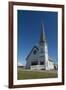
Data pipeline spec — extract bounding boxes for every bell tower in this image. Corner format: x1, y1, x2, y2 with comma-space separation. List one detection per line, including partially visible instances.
38, 22, 49, 70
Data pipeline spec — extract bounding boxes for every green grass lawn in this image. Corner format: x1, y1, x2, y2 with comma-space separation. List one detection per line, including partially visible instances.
17, 69, 58, 80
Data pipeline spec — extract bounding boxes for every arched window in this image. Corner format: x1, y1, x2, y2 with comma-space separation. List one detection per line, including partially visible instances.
33, 50, 37, 55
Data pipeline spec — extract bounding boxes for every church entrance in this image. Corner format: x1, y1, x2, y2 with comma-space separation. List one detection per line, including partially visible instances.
31, 61, 38, 66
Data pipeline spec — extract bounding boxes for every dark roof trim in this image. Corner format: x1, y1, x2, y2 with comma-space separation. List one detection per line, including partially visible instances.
26, 46, 39, 60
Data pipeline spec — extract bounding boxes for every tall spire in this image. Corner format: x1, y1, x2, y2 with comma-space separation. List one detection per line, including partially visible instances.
39, 22, 46, 44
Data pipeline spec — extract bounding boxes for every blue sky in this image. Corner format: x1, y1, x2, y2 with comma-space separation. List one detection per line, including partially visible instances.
17, 10, 58, 65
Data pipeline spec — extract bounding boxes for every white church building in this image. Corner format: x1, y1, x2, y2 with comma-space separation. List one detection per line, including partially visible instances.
26, 23, 54, 70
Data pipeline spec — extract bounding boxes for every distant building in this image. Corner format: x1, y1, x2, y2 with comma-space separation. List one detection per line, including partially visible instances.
26, 22, 55, 70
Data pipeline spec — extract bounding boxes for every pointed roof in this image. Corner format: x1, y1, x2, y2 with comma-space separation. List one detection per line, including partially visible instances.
26, 46, 39, 60
39, 22, 46, 43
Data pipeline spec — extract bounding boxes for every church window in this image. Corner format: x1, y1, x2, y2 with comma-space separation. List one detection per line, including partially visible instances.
33, 50, 37, 55
40, 61, 44, 65
31, 61, 38, 65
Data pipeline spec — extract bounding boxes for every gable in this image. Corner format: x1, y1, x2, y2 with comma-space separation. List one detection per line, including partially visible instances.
26, 46, 39, 60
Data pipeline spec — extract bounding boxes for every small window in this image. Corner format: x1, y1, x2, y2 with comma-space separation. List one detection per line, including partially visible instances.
33, 50, 37, 55
31, 61, 38, 65
40, 61, 44, 65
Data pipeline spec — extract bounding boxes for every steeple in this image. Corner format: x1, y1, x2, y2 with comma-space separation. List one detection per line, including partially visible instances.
39, 22, 46, 44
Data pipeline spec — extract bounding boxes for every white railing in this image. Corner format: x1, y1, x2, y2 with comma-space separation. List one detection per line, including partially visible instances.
30, 65, 45, 70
